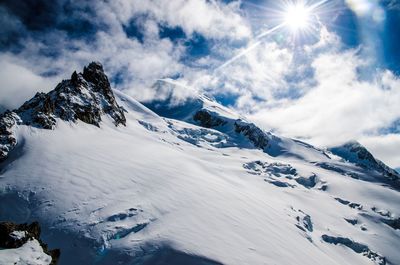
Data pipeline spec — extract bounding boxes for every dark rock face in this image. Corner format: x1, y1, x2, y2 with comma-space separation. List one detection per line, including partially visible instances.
193, 110, 226, 128
0, 111, 18, 162
344, 218, 358, 225
192, 107, 272, 152
16, 92, 57, 129
295, 174, 318, 189
82, 62, 118, 106
0, 222, 41, 249
193, 109, 271, 151
322, 234, 386, 265
234, 121, 269, 150
0, 62, 126, 162
382, 217, 400, 230
0, 221, 60, 264
346, 142, 376, 162
16, 61, 126, 129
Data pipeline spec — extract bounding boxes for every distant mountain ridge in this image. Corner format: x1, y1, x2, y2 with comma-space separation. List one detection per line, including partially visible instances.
329, 141, 399, 182
143, 79, 399, 187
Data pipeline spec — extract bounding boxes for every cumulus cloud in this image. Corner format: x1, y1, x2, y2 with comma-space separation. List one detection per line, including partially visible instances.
0, 54, 58, 110
0, 0, 251, 109
360, 134, 400, 168
191, 41, 293, 110
249, 57, 400, 145
107, 0, 251, 40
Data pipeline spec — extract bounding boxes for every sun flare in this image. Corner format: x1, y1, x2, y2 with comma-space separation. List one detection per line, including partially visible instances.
284, 3, 311, 31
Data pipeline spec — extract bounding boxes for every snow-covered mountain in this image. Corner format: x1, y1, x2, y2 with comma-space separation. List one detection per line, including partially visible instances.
329, 142, 399, 184
0, 62, 399, 265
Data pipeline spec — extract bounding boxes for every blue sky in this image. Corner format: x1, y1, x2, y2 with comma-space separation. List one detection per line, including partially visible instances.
0, 0, 399, 168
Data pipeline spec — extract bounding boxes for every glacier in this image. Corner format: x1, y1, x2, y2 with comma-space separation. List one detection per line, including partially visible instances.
0, 62, 399, 265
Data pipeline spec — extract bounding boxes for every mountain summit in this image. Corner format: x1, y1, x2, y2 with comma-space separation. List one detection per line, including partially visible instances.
0, 62, 126, 162
329, 141, 399, 183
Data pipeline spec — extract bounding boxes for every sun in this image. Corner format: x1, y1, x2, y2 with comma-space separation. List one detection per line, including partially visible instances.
284, 3, 311, 31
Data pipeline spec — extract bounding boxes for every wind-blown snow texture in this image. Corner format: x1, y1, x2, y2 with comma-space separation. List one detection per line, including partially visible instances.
0, 63, 399, 265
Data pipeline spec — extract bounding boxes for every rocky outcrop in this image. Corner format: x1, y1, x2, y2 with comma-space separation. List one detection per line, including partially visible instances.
192, 109, 271, 151
0, 221, 60, 264
16, 62, 126, 129
295, 174, 318, 189
193, 109, 227, 128
0, 111, 18, 162
0, 62, 126, 162
322, 234, 386, 265
234, 120, 269, 150
382, 217, 400, 230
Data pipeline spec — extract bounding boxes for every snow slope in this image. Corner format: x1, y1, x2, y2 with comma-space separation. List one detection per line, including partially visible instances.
0, 239, 52, 265
0, 64, 399, 265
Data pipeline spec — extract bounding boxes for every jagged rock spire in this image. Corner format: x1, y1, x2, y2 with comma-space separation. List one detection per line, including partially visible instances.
82, 62, 119, 106
0, 62, 126, 162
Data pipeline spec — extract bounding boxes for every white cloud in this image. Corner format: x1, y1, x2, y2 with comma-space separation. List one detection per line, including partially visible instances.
0, 54, 58, 110
0, 0, 252, 110
249, 49, 400, 146
191, 41, 293, 110
107, 0, 251, 40
360, 134, 400, 168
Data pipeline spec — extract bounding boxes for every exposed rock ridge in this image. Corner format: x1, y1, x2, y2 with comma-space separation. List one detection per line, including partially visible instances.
193, 108, 271, 150
0, 62, 126, 162
234, 120, 270, 150
0, 221, 60, 264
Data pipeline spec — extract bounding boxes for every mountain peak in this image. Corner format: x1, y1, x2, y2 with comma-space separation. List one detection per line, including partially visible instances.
84, 61, 104, 72
18, 61, 125, 129
329, 141, 400, 183
0, 62, 125, 162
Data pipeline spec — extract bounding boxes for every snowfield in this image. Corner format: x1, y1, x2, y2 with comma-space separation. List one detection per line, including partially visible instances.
0, 67, 399, 265
0, 239, 52, 265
